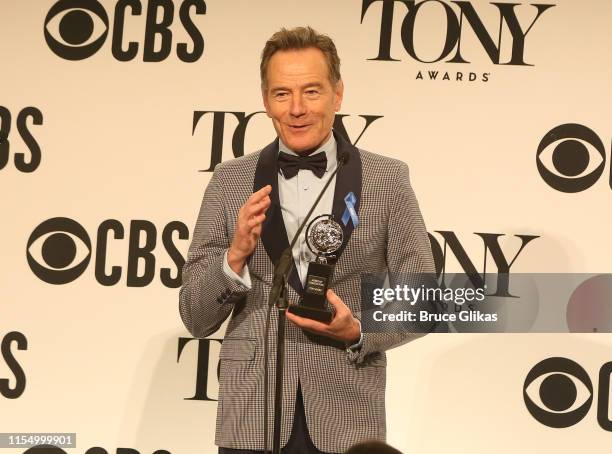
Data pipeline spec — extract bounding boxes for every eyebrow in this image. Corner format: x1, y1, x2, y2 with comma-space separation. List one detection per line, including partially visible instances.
270, 82, 324, 93
303, 83, 324, 90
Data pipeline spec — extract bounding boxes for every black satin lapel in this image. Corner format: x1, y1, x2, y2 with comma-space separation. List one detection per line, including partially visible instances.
331, 130, 362, 263
254, 138, 286, 265
254, 138, 303, 295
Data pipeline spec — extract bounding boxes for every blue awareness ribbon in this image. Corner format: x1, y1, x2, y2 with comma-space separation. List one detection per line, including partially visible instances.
341, 192, 359, 227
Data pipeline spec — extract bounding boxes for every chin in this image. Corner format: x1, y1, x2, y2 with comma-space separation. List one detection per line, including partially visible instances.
284, 135, 325, 153
285, 139, 314, 153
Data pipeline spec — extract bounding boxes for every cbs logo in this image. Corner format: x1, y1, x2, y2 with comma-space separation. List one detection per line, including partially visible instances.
537, 123, 611, 193
1, 331, 27, 400
0, 106, 43, 173
44, 0, 206, 62
523, 357, 611, 431
26, 217, 188, 287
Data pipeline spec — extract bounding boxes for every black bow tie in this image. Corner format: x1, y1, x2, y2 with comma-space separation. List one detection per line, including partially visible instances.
278, 151, 327, 179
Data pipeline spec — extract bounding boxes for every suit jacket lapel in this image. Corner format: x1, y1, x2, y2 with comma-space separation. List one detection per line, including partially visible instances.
331, 130, 362, 264
253, 131, 362, 295
254, 138, 304, 295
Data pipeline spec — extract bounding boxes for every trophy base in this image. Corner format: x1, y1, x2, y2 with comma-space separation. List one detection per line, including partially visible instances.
287, 304, 333, 323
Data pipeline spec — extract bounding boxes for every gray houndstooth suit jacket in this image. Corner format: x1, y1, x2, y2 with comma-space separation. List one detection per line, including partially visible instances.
179, 131, 435, 453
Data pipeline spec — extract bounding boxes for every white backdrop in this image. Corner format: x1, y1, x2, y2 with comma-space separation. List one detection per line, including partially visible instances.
1, 1, 611, 453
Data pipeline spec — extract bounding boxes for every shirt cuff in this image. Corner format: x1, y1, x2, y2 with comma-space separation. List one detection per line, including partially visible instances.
222, 250, 252, 289
346, 319, 363, 352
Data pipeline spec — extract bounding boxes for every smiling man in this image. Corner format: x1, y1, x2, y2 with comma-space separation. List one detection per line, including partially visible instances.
180, 26, 434, 454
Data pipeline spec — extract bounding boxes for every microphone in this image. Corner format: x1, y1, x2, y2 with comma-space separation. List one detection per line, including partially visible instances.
268, 148, 350, 308
268, 248, 293, 308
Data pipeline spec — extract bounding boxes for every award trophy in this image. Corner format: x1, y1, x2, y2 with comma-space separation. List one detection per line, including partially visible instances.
288, 214, 343, 323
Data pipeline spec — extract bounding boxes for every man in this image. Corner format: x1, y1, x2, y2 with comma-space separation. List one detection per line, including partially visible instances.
179, 27, 434, 453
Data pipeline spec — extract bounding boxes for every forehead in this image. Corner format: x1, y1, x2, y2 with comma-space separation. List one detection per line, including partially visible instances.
266, 47, 331, 87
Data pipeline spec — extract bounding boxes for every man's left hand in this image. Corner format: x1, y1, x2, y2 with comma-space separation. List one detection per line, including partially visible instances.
285, 289, 361, 345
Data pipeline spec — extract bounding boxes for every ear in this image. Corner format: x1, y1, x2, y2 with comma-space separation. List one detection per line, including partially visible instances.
262, 87, 272, 118
333, 79, 344, 112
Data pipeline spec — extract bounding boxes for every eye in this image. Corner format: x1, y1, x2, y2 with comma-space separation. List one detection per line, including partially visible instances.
536, 123, 606, 193
26, 217, 92, 284
44, 0, 109, 60
523, 357, 593, 428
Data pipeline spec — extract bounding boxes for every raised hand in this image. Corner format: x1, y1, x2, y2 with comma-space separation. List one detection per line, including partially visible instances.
227, 185, 272, 273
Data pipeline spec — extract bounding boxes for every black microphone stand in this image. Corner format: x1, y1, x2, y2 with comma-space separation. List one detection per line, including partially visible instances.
266, 152, 348, 454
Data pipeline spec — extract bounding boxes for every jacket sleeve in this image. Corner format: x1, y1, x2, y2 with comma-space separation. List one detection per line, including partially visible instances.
179, 167, 250, 338
347, 161, 436, 364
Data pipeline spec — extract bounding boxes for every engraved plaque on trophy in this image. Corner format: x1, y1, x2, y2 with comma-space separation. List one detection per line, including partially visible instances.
288, 214, 343, 323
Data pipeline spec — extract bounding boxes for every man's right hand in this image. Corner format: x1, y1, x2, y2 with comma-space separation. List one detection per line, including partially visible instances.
227, 185, 272, 274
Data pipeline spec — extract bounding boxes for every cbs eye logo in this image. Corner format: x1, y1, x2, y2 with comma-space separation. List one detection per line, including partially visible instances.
537, 123, 611, 193
44, 0, 206, 62
26, 217, 188, 287
26, 217, 91, 285
44, 0, 109, 61
523, 357, 612, 431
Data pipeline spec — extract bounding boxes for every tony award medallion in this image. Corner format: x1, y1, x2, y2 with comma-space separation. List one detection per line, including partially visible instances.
288, 214, 343, 323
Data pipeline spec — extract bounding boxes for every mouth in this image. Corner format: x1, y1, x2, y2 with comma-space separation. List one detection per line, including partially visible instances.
288, 124, 310, 132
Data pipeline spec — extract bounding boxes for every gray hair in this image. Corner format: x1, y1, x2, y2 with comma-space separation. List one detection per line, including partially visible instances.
260, 26, 341, 89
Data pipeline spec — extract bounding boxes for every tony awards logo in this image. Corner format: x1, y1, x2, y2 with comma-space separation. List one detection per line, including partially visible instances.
289, 215, 343, 323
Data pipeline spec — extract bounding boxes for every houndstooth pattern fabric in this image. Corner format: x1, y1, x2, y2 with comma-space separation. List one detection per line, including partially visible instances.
179, 135, 435, 453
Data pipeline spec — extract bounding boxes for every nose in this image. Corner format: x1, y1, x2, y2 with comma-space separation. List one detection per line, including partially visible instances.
289, 94, 306, 117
